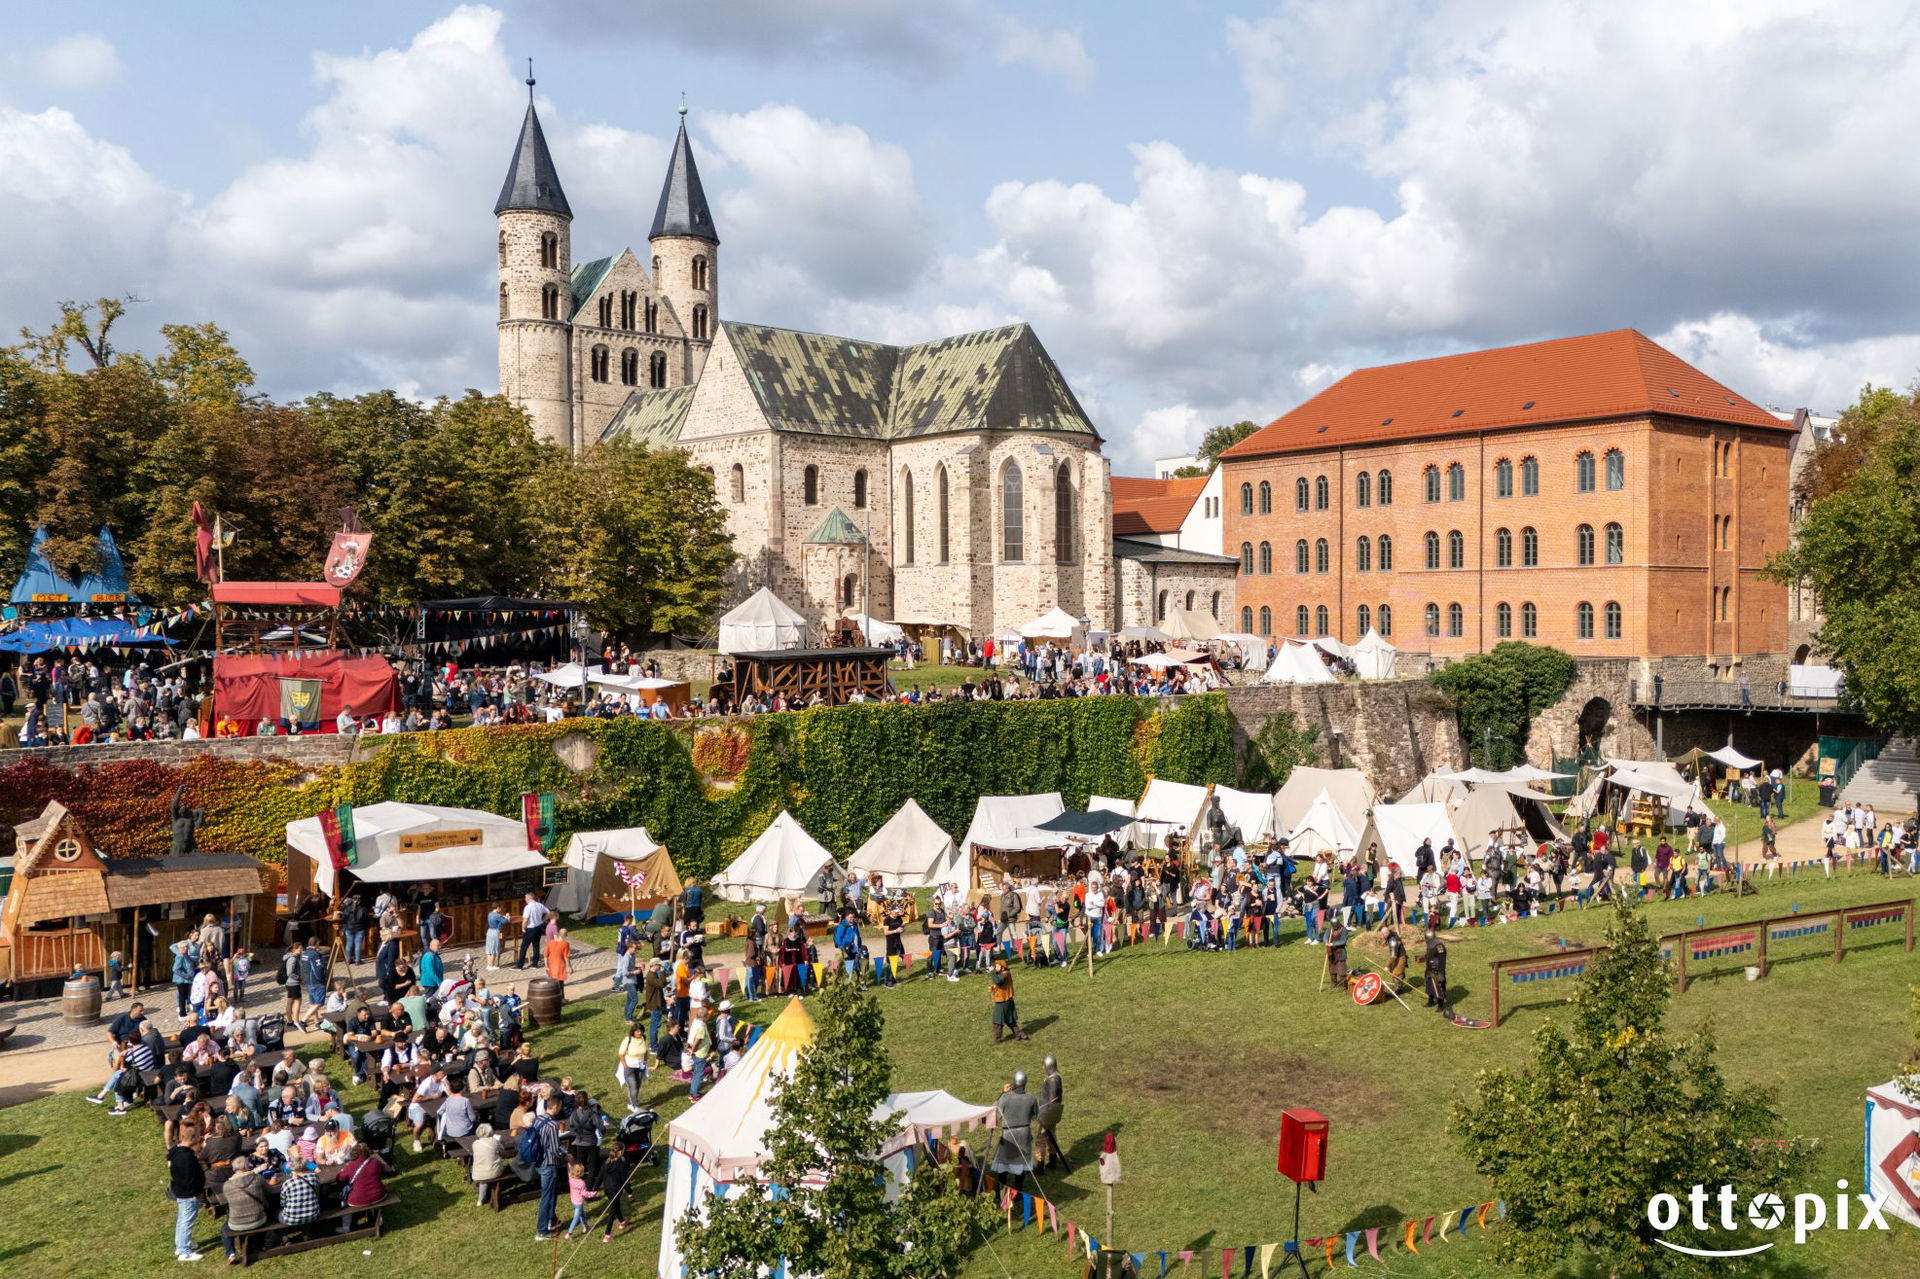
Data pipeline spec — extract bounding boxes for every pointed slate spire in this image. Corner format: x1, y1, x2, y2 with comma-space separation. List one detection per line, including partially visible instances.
494, 83, 572, 218
649, 108, 718, 244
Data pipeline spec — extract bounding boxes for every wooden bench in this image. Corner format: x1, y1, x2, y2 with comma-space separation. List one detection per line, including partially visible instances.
474, 1171, 538, 1212
228, 1195, 395, 1266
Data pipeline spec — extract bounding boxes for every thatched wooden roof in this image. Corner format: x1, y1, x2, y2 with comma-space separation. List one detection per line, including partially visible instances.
102, 855, 268, 910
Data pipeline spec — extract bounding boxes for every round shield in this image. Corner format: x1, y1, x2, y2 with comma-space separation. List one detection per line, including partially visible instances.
1351, 972, 1382, 1005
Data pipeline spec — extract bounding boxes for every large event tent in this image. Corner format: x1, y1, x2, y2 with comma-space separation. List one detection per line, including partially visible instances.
1162, 606, 1220, 643
1134, 777, 1212, 851
1018, 607, 1085, 641
718, 588, 809, 654
1287, 790, 1362, 857
847, 799, 960, 889
659, 999, 995, 1279
1356, 802, 1462, 870
1273, 767, 1378, 838
1350, 628, 1398, 679
284, 802, 546, 901
710, 811, 836, 902
960, 793, 1066, 887
1262, 641, 1336, 685
547, 827, 682, 918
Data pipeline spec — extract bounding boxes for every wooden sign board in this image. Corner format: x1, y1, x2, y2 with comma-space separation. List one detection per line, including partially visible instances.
542, 866, 570, 887
398, 829, 483, 854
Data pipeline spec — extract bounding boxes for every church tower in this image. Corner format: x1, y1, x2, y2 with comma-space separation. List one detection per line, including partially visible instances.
648, 106, 719, 386
496, 78, 576, 450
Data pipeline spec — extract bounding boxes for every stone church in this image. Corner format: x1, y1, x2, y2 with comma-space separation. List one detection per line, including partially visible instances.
495, 92, 1115, 638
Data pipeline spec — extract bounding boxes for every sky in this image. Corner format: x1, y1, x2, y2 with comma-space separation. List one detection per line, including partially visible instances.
4, 0, 1919, 473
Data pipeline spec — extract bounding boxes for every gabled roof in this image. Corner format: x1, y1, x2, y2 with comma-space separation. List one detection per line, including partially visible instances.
1111, 537, 1237, 566
602, 386, 696, 446
713, 321, 1099, 443
1225, 329, 1790, 461
569, 256, 616, 320
650, 117, 718, 244
804, 507, 867, 545
1111, 475, 1206, 536
494, 101, 572, 218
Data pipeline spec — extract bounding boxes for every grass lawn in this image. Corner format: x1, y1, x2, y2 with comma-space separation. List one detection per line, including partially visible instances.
2, 868, 1917, 1277
1707, 776, 1823, 850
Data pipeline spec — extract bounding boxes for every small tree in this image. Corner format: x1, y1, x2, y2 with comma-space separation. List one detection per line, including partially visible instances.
675, 979, 996, 1279
1430, 641, 1576, 767
1452, 895, 1811, 1277
1238, 711, 1318, 792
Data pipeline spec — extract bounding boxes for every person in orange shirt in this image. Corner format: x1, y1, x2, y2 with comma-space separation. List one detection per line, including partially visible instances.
544, 927, 573, 985
671, 950, 692, 1024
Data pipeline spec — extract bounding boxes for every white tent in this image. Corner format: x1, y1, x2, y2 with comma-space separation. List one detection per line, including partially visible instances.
284, 802, 548, 900
1705, 744, 1763, 771
547, 827, 682, 917
532, 662, 602, 689
1357, 802, 1462, 871
1131, 651, 1188, 670
1118, 625, 1172, 641
960, 792, 1067, 886
1564, 760, 1702, 826
1213, 631, 1271, 671
1211, 783, 1275, 844
660, 999, 996, 1279
847, 799, 960, 889
1273, 767, 1379, 837
1310, 635, 1352, 660
1287, 789, 1362, 857
718, 587, 809, 654
1351, 628, 1398, 680
1865, 1080, 1920, 1230
1087, 795, 1137, 848
847, 612, 906, 646
711, 811, 837, 902
1135, 777, 1213, 851
1163, 605, 1220, 643
1262, 641, 1336, 685
1399, 770, 1469, 804
1789, 664, 1843, 698
1450, 787, 1535, 860
1018, 607, 1084, 641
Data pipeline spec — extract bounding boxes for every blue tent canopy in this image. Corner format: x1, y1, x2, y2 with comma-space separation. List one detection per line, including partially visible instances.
0, 617, 175, 653
8, 527, 138, 604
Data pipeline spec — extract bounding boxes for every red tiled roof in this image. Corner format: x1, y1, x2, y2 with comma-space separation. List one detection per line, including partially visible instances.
1111, 475, 1206, 536
1224, 330, 1790, 461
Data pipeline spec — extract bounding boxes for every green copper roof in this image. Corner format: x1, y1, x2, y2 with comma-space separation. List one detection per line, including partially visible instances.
569, 256, 616, 321
601, 385, 695, 445
804, 507, 868, 545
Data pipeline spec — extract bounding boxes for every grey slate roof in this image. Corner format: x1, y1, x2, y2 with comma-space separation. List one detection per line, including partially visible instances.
1111, 537, 1239, 566
649, 119, 718, 243
495, 102, 572, 217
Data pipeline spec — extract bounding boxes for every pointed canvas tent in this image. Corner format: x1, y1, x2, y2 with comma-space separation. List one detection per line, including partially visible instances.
1357, 802, 1462, 871
1287, 789, 1362, 857
659, 999, 996, 1279
1262, 641, 1336, 685
1210, 783, 1276, 844
1310, 635, 1352, 660
1450, 787, 1533, 860
548, 827, 682, 918
1351, 628, 1398, 680
847, 612, 906, 646
847, 799, 960, 889
1214, 632, 1271, 671
718, 587, 809, 654
1018, 607, 1084, 641
1399, 770, 1470, 805
710, 811, 836, 902
1273, 767, 1378, 838
8, 527, 139, 604
1162, 605, 1220, 643
1135, 777, 1213, 851
961, 793, 1067, 888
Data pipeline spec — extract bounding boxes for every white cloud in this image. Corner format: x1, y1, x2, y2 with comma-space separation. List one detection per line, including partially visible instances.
1655, 314, 1920, 417
1225, 0, 1403, 128
37, 33, 122, 88
993, 17, 1094, 90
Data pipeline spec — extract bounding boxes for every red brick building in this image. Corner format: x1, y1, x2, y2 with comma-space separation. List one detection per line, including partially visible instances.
1219, 330, 1792, 663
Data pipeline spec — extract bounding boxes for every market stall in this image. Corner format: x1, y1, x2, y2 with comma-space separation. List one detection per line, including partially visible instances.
548, 827, 683, 921
960, 793, 1068, 889
711, 811, 837, 903
848, 799, 960, 890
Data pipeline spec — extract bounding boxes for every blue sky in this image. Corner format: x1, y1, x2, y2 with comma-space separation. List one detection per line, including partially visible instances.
5, 1, 1919, 471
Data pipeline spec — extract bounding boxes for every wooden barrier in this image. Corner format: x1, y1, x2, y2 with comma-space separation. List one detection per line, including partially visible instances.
1489, 897, 1913, 1025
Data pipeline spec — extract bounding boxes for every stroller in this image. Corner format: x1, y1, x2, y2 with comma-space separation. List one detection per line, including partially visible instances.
619, 1109, 660, 1167
361, 1112, 398, 1161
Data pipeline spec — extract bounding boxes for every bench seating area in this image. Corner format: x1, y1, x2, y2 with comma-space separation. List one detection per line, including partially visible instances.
228, 1196, 395, 1266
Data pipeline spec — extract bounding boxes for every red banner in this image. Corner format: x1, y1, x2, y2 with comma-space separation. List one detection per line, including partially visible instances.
324, 531, 371, 587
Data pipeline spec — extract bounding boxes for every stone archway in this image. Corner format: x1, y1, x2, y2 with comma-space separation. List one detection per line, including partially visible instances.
1792, 643, 1812, 665
1576, 696, 1614, 761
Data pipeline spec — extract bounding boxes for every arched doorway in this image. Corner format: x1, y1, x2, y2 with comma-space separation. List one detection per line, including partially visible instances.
1792, 643, 1812, 665
1576, 697, 1613, 763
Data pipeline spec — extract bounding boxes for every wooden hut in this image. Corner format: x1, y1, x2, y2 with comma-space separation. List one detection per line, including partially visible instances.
0, 802, 269, 993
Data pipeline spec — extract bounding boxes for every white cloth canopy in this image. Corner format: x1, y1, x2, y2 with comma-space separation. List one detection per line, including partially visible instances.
1788, 664, 1843, 698
1213, 631, 1270, 670
1162, 605, 1220, 642
1273, 767, 1378, 836
960, 793, 1066, 884
1118, 625, 1172, 641
847, 612, 906, 645
718, 587, 809, 654
1261, 641, 1335, 685
1135, 777, 1212, 850
1130, 652, 1187, 669
589, 672, 684, 692
1018, 607, 1084, 640
711, 811, 836, 902
847, 799, 959, 889
1210, 783, 1275, 844
284, 802, 546, 899
1351, 627, 1398, 679
1287, 789, 1362, 857
1310, 635, 1352, 659
1865, 1080, 1920, 1230
1450, 787, 1533, 859
1399, 770, 1469, 804
547, 827, 676, 915
1705, 744, 1763, 771
1087, 796, 1137, 847
1358, 802, 1462, 871
533, 662, 601, 689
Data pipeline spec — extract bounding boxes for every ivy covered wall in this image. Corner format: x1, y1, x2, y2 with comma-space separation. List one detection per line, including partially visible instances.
0, 694, 1246, 880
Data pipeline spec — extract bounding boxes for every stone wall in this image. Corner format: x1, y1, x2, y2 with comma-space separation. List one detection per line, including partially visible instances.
0, 733, 363, 773
1116, 556, 1236, 631
1221, 679, 1465, 799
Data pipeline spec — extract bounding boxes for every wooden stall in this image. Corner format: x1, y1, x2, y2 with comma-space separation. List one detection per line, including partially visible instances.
714, 648, 893, 707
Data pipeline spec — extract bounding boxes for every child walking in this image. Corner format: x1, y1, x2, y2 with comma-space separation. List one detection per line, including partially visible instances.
563, 1160, 598, 1238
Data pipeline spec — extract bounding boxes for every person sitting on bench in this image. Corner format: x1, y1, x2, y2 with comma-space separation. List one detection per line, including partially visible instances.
220, 1155, 273, 1262
336, 1143, 390, 1232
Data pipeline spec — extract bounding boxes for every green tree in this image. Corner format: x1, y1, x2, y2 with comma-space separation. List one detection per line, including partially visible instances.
33, 360, 171, 578
154, 322, 255, 410
1430, 641, 1576, 767
1190, 420, 1261, 472
0, 350, 48, 582
1774, 386, 1920, 735
1238, 710, 1319, 791
676, 979, 996, 1279
530, 438, 734, 640
1452, 894, 1811, 1277
15, 295, 132, 371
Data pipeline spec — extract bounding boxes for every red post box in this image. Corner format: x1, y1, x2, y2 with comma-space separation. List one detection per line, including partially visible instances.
1277, 1109, 1328, 1183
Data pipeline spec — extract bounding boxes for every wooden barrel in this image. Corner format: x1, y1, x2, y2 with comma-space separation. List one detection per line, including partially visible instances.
526, 977, 563, 1027
62, 975, 102, 1026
